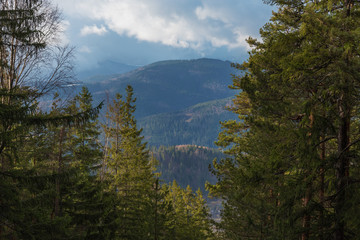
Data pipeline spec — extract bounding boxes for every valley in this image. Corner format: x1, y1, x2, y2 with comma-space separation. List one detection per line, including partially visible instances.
79, 58, 237, 213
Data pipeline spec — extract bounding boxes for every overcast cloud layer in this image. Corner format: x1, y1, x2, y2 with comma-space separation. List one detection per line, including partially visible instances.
53, 0, 273, 68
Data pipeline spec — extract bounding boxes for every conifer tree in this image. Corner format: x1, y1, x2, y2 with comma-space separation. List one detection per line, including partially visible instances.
0, 1, 122, 238
60, 87, 109, 239
66, 86, 103, 173
209, 0, 360, 239
148, 177, 175, 240
103, 85, 155, 239
164, 181, 213, 240
0, 88, 105, 239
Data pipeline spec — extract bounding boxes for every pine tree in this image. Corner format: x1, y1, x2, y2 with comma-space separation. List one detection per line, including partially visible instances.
60, 87, 110, 239
103, 85, 155, 239
164, 181, 213, 240
209, 1, 360, 239
0, 88, 105, 239
0, 1, 115, 238
148, 177, 175, 240
66, 86, 103, 173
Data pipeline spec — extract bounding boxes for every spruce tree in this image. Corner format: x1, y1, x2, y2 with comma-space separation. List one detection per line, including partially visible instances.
164, 181, 213, 240
209, 0, 360, 239
103, 85, 155, 239
60, 87, 109, 239
0, 88, 105, 239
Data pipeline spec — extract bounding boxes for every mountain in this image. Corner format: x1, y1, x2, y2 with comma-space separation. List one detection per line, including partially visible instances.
78, 59, 234, 216
139, 97, 237, 148
84, 58, 237, 118
75, 58, 240, 147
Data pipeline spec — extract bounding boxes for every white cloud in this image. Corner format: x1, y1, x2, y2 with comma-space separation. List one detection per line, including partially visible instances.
229, 28, 251, 50
54, 0, 271, 51
80, 25, 108, 36
195, 5, 230, 23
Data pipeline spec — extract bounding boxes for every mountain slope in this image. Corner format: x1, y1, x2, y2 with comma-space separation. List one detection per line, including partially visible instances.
85, 58, 237, 118
139, 97, 237, 148
151, 145, 224, 192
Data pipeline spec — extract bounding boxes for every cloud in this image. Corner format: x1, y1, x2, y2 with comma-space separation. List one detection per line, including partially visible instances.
80, 25, 108, 36
54, 0, 273, 51
195, 4, 230, 23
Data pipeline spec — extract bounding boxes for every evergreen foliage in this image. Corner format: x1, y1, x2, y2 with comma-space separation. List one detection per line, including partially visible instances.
164, 181, 213, 240
102, 86, 213, 240
0, 0, 214, 239
139, 98, 236, 148
151, 145, 224, 192
209, 1, 360, 239
103, 85, 155, 239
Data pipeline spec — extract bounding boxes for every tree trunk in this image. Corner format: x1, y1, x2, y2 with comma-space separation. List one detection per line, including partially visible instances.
334, 114, 350, 240
319, 139, 325, 240
334, 2, 352, 239
53, 127, 65, 219
154, 178, 159, 240
302, 187, 312, 240
302, 113, 314, 240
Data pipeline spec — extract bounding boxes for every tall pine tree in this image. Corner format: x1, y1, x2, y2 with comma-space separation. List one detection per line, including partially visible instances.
103, 85, 155, 239
209, 0, 360, 239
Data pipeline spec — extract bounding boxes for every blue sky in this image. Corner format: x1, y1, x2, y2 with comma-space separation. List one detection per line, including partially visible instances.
53, 0, 274, 71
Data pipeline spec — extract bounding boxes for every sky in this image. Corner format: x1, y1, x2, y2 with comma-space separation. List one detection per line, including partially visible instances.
52, 0, 274, 71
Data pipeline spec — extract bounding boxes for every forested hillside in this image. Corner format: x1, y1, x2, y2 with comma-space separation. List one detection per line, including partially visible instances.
151, 145, 225, 221
3, 0, 360, 240
151, 145, 224, 192
140, 98, 236, 147
76, 58, 239, 147
78, 58, 239, 147
84, 58, 236, 118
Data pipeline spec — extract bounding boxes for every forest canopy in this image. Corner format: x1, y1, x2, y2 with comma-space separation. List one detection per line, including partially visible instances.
209, 0, 360, 239
0, 1, 212, 239
2, 0, 360, 240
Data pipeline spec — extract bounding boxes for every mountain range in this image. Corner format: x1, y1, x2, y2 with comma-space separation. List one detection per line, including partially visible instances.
78, 58, 239, 196
81, 58, 239, 147
84, 58, 238, 117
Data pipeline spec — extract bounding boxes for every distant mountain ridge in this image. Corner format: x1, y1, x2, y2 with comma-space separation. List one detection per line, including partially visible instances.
77, 58, 240, 147
84, 58, 238, 118
77, 60, 138, 80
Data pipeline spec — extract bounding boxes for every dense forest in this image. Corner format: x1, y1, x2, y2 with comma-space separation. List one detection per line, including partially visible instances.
151, 145, 224, 192
139, 98, 236, 148
208, 0, 360, 239
2, 0, 360, 240
0, 1, 212, 239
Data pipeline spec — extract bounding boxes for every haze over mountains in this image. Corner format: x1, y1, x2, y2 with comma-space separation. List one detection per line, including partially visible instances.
77, 60, 138, 80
